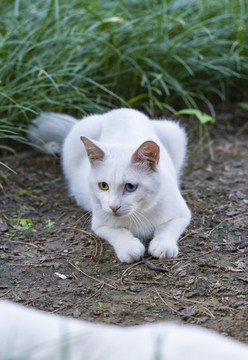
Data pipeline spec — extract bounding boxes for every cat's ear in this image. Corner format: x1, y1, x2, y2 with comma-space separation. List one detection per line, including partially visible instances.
131, 141, 160, 171
80, 136, 105, 165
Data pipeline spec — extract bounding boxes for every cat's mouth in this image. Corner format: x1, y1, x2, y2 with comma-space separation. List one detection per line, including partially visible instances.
106, 205, 131, 218
110, 209, 129, 218
112, 211, 125, 217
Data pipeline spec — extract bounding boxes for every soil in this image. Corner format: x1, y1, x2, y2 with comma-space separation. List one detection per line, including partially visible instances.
0, 119, 248, 343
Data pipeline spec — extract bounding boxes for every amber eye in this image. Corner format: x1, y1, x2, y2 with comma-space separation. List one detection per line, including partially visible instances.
98, 182, 109, 191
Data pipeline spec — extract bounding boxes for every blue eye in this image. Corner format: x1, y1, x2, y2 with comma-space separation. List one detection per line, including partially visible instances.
125, 183, 138, 192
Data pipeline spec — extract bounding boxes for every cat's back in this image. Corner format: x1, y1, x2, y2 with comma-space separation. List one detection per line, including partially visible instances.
99, 108, 155, 144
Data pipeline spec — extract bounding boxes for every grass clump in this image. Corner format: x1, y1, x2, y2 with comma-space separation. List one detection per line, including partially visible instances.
0, 0, 247, 153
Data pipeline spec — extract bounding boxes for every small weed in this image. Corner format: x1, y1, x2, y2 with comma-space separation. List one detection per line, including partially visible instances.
153, 313, 160, 317
97, 302, 106, 312
20, 205, 35, 212
11, 279, 22, 285
237, 294, 246, 299
18, 187, 33, 197
234, 259, 243, 265
12, 214, 19, 222
207, 186, 217, 191
18, 219, 33, 230
149, 302, 156, 307
45, 219, 55, 228
205, 208, 213, 213
5, 230, 16, 238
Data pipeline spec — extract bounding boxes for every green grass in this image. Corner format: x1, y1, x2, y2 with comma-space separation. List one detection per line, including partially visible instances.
0, 0, 248, 154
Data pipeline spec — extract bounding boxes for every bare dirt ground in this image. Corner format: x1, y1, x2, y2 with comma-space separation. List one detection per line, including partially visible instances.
0, 117, 248, 343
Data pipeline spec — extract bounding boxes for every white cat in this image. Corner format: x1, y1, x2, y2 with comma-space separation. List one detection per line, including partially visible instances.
28, 108, 191, 263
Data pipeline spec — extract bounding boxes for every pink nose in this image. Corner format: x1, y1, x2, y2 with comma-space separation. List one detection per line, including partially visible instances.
109, 205, 121, 213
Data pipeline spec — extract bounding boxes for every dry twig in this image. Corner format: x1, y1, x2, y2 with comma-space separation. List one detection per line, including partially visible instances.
154, 287, 181, 315
68, 261, 116, 289
64, 227, 103, 258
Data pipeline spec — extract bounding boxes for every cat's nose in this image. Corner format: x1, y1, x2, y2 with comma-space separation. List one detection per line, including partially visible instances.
109, 205, 121, 213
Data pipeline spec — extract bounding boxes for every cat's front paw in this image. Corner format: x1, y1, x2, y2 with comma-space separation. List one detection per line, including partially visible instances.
148, 237, 179, 259
115, 238, 145, 263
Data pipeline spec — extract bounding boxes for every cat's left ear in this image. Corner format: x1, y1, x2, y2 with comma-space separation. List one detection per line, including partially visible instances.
80, 136, 105, 165
131, 141, 160, 171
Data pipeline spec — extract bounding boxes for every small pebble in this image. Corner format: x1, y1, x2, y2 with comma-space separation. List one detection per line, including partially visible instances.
129, 285, 140, 292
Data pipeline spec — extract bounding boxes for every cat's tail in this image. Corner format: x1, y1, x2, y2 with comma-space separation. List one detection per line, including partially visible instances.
27, 113, 78, 154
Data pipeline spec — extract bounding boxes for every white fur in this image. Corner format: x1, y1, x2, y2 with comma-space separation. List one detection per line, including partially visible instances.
28, 108, 191, 263
1, 300, 248, 360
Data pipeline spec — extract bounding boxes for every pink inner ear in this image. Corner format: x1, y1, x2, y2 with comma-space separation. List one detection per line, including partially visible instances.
80, 136, 105, 164
131, 141, 160, 171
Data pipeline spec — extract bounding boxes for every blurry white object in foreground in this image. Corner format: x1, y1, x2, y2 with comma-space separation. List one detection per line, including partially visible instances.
0, 300, 247, 360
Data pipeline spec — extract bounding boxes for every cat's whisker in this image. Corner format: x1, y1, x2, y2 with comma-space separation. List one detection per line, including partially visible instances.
130, 212, 144, 230
80, 211, 91, 220
73, 211, 92, 226
129, 208, 155, 239
133, 208, 154, 231
129, 212, 142, 230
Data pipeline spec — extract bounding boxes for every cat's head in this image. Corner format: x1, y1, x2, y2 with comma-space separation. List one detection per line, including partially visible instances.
80, 136, 160, 218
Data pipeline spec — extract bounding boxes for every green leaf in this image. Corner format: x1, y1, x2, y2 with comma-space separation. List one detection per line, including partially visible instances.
238, 102, 248, 111
127, 93, 149, 105
175, 109, 215, 124
0, 162, 17, 174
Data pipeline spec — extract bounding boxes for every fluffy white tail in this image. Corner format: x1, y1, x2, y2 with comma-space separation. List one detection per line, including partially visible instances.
28, 112, 77, 154
153, 120, 188, 177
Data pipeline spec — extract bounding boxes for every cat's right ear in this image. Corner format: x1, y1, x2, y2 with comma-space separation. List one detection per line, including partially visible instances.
131, 141, 160, 171
80, 136, 105, 165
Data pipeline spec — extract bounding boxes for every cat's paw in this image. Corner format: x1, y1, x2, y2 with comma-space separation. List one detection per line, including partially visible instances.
148, 237, 178, 259
116, 238, 145, 263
